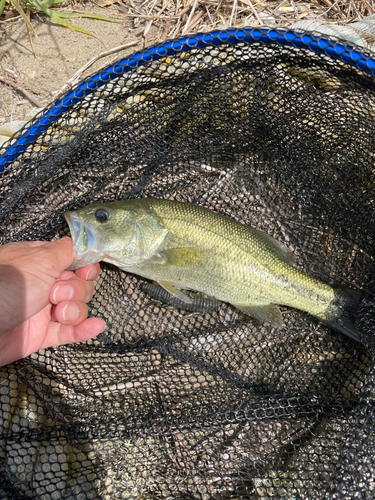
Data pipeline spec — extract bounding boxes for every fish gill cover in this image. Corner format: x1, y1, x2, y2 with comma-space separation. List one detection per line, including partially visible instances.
0, 28, 374, 499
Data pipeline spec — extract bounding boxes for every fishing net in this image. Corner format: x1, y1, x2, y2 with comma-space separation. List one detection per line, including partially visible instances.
0, 28, 374, 499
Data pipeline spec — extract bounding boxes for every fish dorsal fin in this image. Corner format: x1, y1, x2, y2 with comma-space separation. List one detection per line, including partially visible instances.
235, 303, 283, 328
255, 231, 297, 267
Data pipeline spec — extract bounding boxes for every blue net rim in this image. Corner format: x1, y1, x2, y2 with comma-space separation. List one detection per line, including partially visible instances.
1, 26, 374, 172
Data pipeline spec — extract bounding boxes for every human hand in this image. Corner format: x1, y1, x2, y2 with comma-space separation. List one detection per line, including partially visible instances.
0, 237, 105, 366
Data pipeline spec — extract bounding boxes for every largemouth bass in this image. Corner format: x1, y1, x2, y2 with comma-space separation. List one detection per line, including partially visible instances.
64, 198, 361, 342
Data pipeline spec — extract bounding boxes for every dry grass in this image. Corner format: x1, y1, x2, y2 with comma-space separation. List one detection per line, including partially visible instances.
119, 0, 375, 43
2, 0, 375, 44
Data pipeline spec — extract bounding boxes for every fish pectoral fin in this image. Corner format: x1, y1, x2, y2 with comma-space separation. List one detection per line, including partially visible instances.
235, 303, 283, 328
156, 247, 206, 267
157, 281, 193, 304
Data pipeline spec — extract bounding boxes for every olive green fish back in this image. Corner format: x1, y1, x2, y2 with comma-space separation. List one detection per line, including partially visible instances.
0, 29, 374, 500
149, 198, 297, 264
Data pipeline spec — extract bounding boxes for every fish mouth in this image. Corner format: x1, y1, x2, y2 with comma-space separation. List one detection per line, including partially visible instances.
64, 211, 102, 269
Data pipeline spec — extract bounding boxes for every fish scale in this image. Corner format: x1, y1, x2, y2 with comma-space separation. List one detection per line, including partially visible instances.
144, 199, 333, 311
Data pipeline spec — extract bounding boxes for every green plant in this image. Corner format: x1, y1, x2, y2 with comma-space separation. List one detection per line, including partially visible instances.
0, 0, 124, 45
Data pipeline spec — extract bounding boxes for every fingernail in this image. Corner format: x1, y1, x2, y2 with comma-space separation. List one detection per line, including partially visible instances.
53, 285, 74, 303
85, 266, 98, 281
62, 303, 80, 322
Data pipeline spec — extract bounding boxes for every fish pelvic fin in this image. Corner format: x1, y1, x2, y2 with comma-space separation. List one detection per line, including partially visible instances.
235, 303, 283, 328
323, 286, 362, 343
157, 281, 193, 304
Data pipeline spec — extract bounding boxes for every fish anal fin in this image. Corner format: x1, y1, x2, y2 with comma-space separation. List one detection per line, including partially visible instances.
235, 303, 283, 328
157, 280, 193, 304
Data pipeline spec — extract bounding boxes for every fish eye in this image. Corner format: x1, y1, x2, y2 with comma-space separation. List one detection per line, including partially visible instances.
95, 208, 110, 223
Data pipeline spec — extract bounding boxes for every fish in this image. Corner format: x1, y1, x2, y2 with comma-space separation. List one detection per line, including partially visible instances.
64, 198, 361, 343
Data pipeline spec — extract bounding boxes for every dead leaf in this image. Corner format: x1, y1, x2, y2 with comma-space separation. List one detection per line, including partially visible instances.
92, 0, 119, 7
2, 8, 19, 21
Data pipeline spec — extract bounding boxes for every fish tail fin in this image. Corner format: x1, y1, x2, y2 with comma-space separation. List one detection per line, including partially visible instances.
324, 286, 362, 343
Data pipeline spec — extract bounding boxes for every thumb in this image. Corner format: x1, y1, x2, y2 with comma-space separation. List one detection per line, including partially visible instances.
38, 237, 75, 275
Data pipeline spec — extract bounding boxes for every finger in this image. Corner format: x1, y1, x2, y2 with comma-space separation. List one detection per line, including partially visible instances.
59, 264, 100, 284
70, 318, 106, 342
74, 263, 101, 281
59, 271, 76, 281
39, 237, 75, 275
26, 241, 50, 248
50, 277, 94, 305
53, 300, 89, 326
43, 318, 106, 349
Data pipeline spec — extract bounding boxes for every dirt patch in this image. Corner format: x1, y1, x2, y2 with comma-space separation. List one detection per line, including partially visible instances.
0, 4, 159, 125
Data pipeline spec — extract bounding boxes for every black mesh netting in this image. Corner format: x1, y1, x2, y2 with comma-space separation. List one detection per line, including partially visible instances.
0, 29, 374, 499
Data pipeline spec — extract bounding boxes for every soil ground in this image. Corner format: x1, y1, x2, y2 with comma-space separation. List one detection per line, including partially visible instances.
0, 4, 160, 126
